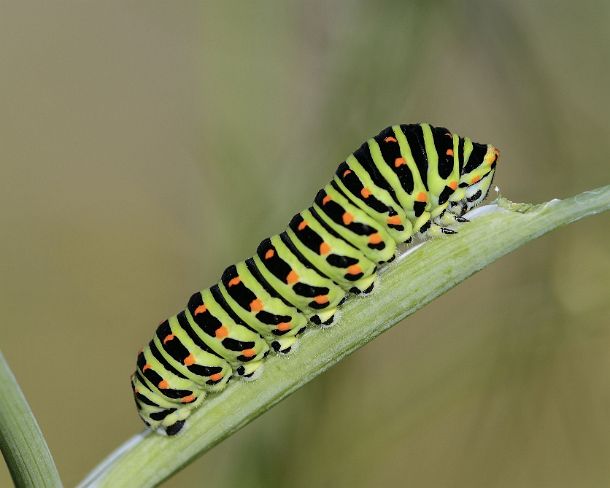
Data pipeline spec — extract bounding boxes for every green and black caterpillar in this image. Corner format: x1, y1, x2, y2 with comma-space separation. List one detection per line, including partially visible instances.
131, 123, 500, 435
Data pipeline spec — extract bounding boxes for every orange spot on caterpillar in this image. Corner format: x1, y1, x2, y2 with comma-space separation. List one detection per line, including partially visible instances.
415, 192, 427, 202
250, 298, 264, 311
446, 149, 454, 156
384, 136, 397, 143
241, 349, 256, 358
449, 180, 458, 190
180, 394, 195, 403
298, 220, 308, 231
322, 194, 332, 205
342, 212, 354, 225
277, 322, 292, 331
215, 326, 229, 338
368, 233, 382, 244
343, 169, 352, 177
209, 373, 223, 382
163, 334, 175, 344
158, 380, 169, 389
360, 188, 371, 198
286, 270, 299, 284
319, 242, 331, 255
471, 175, 481, 184
347, 264, 362, 275
143, 363, 151, 372
228, 277, 241, 287
394, 157, 406, 167
183, 354, 196, 366
313, 295, 329, 305
265, 249, 275, 259
387, 215, 401, 225
194, 304, 207, 315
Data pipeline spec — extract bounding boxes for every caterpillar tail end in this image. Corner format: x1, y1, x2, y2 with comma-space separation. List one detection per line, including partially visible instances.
131, 373, 203, 437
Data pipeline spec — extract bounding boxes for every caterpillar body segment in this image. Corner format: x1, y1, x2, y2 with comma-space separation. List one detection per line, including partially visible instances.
288, 209, 378, 293
314, 184, 397, 263
219, 262, 307, 347
255, 235, 345, 314
131, 123, 499, 435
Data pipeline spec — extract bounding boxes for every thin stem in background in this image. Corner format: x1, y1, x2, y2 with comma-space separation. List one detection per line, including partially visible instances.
0, 352, 62, 488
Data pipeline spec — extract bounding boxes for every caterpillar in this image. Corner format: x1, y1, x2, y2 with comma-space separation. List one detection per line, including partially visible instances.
131, 123, 500, 435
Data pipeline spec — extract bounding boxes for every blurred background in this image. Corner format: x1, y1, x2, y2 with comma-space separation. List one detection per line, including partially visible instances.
1, 1, 609, 487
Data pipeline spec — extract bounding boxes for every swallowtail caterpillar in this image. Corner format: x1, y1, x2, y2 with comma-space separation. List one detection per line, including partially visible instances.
131, 123, 500, 435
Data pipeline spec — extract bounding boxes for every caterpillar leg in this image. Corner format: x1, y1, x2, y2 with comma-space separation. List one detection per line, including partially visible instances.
436, 212, 469, 226
271, 336, 298, 354
236, 361, 264, 381
310, 308, 337, 327
165, 420, 186, 436
421, 208, 473, 238
422, 222, 458, 238
447, 200, 468, 217
160, 397, 205, 435
348, 274, 376, 295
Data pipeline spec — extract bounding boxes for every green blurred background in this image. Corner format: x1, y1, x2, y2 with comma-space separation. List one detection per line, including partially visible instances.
1, 1, 609, 487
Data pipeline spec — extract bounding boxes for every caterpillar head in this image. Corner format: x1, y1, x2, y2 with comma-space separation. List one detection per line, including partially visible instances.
451, 141, 499, 215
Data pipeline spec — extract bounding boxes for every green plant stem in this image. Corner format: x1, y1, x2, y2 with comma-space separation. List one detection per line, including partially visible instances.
78, 185, 610, 488
0, 352, 62, 488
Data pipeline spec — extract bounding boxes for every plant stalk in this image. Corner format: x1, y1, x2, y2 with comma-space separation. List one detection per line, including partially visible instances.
79, 185, 610, 488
